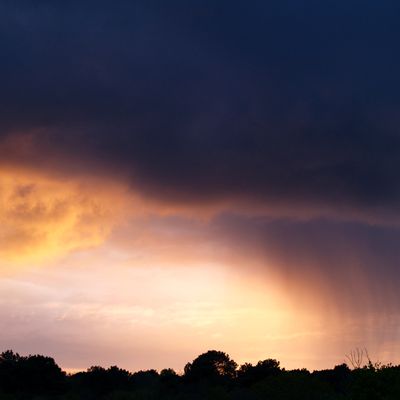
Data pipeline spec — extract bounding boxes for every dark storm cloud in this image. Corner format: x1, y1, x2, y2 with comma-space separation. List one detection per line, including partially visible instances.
2, 1, 400, 215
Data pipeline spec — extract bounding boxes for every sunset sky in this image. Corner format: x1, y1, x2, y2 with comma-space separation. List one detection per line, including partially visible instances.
1, 1, 400, 372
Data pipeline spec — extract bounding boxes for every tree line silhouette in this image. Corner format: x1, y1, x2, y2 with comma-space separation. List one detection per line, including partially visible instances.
1, 349, 399, 399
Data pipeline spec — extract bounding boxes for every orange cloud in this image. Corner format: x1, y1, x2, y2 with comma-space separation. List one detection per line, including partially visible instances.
0, 161, 228, 268
0, 167, 129, 265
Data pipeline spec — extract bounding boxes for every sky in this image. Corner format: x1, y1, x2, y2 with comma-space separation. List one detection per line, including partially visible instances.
1, 0, 400, 372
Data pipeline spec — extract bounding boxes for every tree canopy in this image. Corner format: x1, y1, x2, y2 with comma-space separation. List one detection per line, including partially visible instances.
0, 349, 399, 399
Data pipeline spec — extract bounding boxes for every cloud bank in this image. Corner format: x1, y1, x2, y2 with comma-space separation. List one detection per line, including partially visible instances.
1, 1, 400, 223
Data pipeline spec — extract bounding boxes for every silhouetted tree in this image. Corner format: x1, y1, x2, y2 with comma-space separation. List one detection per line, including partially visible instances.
131, 369, 159, 386
238, 358, 281, 386
73, 365, 131, 395
160, 367, 180, 389
313, 363, 351, 395
0, 350, 65, 394
0, 350, 20, 392
184, 350, 238, 383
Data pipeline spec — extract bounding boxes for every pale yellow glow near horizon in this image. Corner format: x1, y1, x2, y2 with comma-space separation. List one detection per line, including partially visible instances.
1, 220, 397, 371
1, 249, 333, 371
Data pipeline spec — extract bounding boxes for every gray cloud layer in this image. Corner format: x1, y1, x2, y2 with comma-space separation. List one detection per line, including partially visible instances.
1, 1, 400, 219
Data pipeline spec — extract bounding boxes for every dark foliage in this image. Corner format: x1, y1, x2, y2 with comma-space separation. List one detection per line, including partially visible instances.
237, 358, 281, 386
0, 350, 65, 396
184, 350, 238, 383
1, 349, 400, 399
